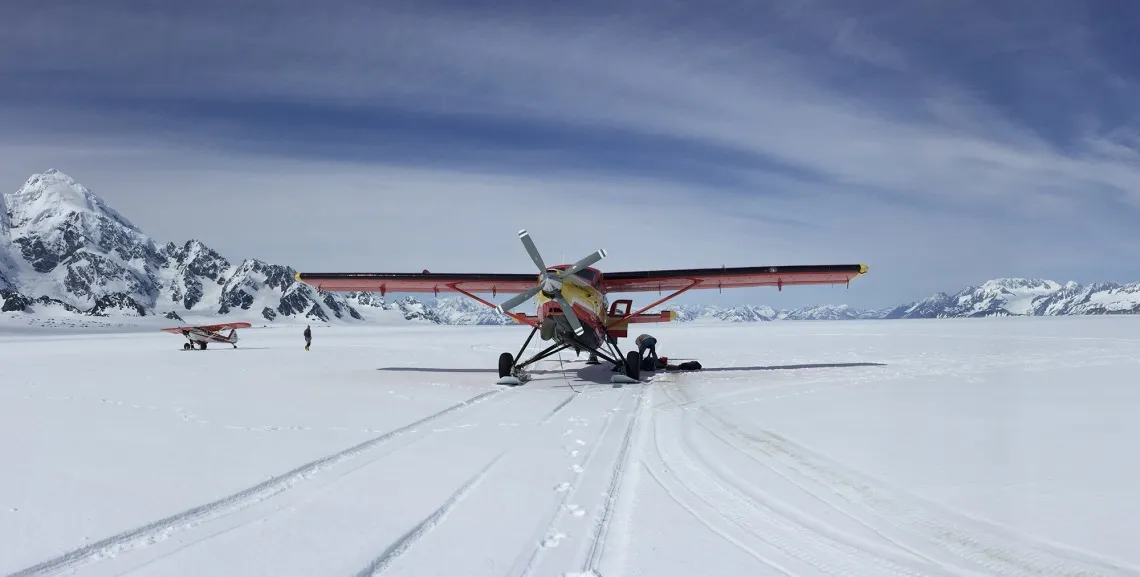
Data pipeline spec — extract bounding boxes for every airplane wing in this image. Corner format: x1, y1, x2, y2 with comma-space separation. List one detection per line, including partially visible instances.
161, 322, 253, 333
600, 264, 867, 292
293, 272, 538, 295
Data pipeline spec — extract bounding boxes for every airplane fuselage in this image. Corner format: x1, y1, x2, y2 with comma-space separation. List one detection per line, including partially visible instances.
534, 265, 611, 352
181, 328, 238, 345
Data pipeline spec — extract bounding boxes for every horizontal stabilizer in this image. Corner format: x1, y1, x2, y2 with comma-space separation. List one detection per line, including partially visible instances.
617, 311, 677, 324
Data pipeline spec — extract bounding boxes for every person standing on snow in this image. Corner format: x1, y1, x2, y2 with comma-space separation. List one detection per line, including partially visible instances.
304, 325, 312, 351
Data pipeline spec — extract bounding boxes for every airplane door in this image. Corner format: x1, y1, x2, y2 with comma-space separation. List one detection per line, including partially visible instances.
609, 299, 632, 317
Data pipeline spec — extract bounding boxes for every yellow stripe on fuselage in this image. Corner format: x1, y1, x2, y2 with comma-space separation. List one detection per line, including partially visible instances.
536, 278, 605, 321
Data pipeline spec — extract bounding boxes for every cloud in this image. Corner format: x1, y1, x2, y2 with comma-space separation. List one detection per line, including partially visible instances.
2, 0, 1139, 309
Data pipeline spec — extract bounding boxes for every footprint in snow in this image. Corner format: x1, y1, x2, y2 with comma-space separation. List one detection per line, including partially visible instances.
541, 530, 567, 548
570, 464, 584, 473
564, 504, 585, 517
575, 439, 586, 446
555, 482, 572, 493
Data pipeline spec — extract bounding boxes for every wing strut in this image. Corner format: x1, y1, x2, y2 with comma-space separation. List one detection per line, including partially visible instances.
448, 283, 540, 328
605, 278, 700, 330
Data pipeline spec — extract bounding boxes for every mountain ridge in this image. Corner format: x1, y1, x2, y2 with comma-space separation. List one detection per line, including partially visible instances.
0, 169, 365, 324
3, 169, 1140, 327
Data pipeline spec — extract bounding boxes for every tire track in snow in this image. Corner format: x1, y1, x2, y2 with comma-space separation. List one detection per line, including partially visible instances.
8, 389, 504, 577
691, 389, 1140, 577
353, 453, 504, 577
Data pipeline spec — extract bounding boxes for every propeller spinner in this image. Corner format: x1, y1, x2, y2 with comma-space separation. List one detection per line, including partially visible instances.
495, 229, 606, 336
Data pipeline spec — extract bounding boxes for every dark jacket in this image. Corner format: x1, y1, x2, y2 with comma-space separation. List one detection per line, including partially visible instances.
303, 327, 312, 340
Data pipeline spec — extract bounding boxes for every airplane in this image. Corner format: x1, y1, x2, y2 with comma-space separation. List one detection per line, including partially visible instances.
161, 321, 253, 350
294, 229, 867, 384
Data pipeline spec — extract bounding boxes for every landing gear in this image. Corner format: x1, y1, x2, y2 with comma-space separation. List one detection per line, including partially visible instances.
495, 324, 640, 386
183, 342, 191, 350
498, 352, 514, 378
624, 350, 640, 381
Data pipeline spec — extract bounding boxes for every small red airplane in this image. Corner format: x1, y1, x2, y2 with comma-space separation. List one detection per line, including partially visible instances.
296, 229, 867, 383
161, 322, 252, 350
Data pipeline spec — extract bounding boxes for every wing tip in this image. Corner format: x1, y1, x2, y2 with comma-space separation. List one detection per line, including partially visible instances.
859, 264, 869, 274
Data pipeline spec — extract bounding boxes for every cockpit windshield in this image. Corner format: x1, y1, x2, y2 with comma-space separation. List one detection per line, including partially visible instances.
555, 267, 598, 285
573, 268, 599, 283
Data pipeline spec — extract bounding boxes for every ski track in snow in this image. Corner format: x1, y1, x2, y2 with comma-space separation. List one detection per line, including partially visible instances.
6, 389, 505, 577
352, 453, 504, 577
505, 389, 624, 577
505, 384, 644, 577
540, 393, 578, 425
646, 375, 1140, 577
579, 382, 648, 575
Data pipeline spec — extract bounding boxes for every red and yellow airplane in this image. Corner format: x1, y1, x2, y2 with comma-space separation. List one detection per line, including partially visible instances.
295, 229, 867, 383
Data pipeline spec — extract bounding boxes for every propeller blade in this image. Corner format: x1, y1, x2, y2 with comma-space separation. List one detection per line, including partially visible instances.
558, 249, 607, 279
496, 284, 541, 313
518, 229, 547, 273
556, 295, 586, 336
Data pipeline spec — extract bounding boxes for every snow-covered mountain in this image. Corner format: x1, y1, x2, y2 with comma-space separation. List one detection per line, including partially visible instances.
392, 277, 1140, 324
4, 170, 1140, 327
884, 278, 1140, 319
0, 170, 365, 323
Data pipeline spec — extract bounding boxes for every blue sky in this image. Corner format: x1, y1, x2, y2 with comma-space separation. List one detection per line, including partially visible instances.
2, 0, 1140, 309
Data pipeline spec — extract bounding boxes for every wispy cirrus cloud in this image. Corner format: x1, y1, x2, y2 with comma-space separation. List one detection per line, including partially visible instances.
2, 0, 1139, 308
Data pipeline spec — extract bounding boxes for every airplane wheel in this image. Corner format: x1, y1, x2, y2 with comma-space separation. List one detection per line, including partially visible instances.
199, 342, 207, 350
183, 342, 191, 350
625, 351, 640, 381
498, 352, 514, 378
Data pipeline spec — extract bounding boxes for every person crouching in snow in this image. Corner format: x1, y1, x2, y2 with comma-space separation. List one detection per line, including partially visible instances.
635, 333, 659, 367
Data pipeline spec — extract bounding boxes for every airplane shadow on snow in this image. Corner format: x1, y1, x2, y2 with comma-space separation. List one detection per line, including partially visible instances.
698, 362, 887, 372
374, 364, 618, 385
376, 367, 498, 374
376, 362, 887, 387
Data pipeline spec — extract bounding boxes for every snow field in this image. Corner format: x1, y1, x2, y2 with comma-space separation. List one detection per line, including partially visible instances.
2, 316, 1140, 576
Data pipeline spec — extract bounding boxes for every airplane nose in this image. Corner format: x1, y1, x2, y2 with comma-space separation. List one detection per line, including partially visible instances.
540, 273, 563, 297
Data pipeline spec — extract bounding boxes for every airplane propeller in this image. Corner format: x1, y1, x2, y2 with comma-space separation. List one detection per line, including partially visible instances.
496, 229, 606, 336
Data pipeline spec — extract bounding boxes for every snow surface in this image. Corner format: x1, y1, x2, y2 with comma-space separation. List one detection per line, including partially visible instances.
2, 316, 1140, 577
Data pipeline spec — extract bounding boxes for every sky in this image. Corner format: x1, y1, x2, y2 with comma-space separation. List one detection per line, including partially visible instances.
2, 0, 1140, 310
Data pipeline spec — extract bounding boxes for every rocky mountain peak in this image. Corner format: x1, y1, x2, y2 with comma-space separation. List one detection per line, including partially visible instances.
6, 169, 137, 232
0, 170, 365, 323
